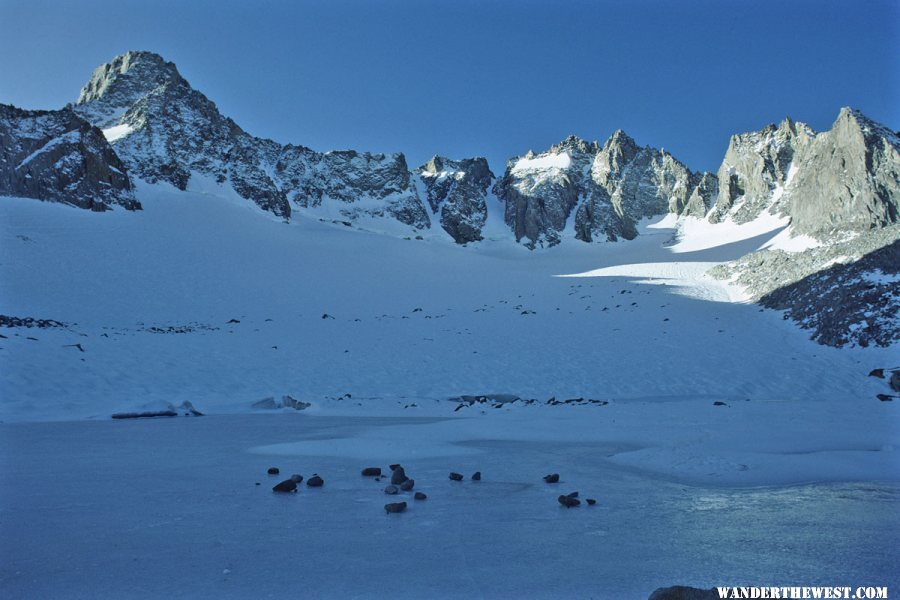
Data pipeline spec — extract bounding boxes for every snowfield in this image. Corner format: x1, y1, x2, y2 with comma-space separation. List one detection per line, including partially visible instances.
1, 183, 898, 598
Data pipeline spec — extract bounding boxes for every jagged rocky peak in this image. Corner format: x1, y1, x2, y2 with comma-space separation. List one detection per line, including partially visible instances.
0, 103, 139, 211
416, 155, 494, 243
495, 130, 708, 248
708, 115, 816, 225
494, 134, 597, 248
707, 107, 899, 239
786, 107, 899, 238
75, 51, 183, 127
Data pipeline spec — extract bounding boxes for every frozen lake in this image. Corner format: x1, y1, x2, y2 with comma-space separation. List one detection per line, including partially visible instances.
2, 414, 897, 599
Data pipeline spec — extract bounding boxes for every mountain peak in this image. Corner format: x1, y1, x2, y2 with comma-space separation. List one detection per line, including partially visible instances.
550, 134, 599, 156
603, 129, 639, 152
75, 51, 183, 127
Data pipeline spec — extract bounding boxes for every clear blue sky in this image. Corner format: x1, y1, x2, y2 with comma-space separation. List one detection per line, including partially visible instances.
1, 0, 897, 174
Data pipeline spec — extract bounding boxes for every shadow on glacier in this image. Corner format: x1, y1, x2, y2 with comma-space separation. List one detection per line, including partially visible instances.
660, 225, 789, 262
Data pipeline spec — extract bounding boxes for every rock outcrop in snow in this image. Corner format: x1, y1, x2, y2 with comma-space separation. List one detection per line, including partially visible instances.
0, 103, 139, 211
494, 132, 713, 248
416, 156, 494, 243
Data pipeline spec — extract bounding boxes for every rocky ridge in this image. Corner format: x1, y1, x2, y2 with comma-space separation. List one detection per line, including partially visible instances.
0, 103, 139, 211
493, 132, 715, 248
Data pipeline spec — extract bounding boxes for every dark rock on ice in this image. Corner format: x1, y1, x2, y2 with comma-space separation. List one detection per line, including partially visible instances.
558, 495, 581, 508
384, 485, 399, 495
384, 502, 407, 514
361, 467, 382, 477
267, 467, 280, 475
414, 492, 427, 500
449, 472, 463, 481
307, 474, 324, 487
272, 475, 302, 493
400, 479, 415, 491
390, 467, 408, 485
543, 473, 560, 483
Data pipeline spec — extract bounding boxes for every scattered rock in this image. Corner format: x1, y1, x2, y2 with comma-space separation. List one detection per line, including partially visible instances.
361, 467, 382, 477
586, 498, 597, 506
321, 313, 334, 320
869, 368, 885, 378
891, 371, 900, 392
472, 471, 481, 481
267, 467, 280, 475
227, 318, 240, 324
307, 474, 324, 487
566, 491, 579, 498
400, 479, 415, 491
385, 501, 407, 514
449, 472, 463, 481
558, 495, 581, 508
414, 492, 427, 500
272, 475, 302, 493
713, 401, 727, 406
384, 485, 399, 495
543, 473, 560, 483
877, 394, 894, 402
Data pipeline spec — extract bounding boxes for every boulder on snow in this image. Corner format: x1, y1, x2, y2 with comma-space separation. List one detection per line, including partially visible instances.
543, 473, 560, 484
361, 467, 382, 477
384, 485, 399, 495
267, 467, 280, 475
400, 479, 415, 491
414, 491, 427, 500
449, 472, 463, 481
472, 471, 481, 481
307, 474, 324, 487
890, 371, 900, 392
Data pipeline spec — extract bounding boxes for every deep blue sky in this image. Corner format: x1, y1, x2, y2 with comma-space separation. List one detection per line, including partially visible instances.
2, 0, 897, 174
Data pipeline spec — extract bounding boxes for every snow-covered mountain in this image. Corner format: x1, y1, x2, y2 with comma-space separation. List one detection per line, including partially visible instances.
1, 50, 899, 347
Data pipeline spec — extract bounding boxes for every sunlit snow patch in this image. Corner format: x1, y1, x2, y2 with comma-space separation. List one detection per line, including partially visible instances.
669, 212, 790, 253
556, 261, 742, 303
102, 123, 134, 142
511, 152, 571, 173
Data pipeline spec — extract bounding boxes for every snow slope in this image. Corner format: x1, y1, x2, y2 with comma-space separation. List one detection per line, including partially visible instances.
1, 185, 898, 598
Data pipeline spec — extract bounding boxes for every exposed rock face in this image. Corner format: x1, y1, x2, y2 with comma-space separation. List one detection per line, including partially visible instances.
708, 117, 815, 225
707, 108, 899, 238
416, 156, 494, 243
0, 104, 139, 211
494, 132, 712, 247
787, 108, 899, 237
72, 50, 432, 228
